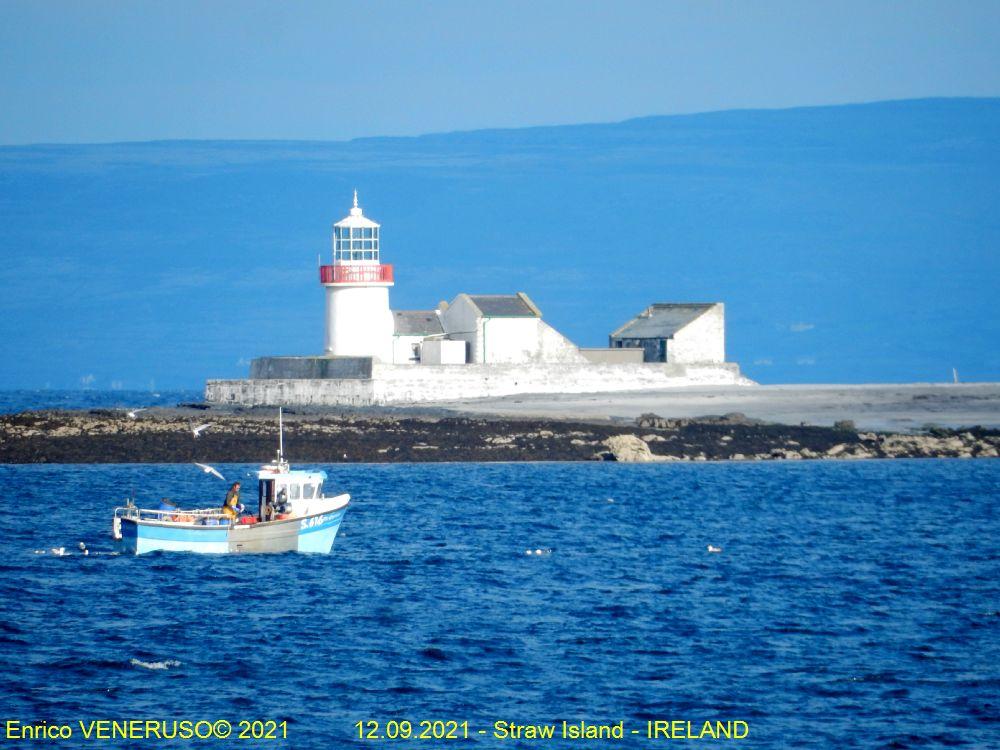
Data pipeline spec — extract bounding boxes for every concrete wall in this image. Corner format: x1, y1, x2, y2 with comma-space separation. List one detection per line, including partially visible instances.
206, 360, 753, 406
207, 377, 375, 407
391, 335, 423, 365
250, 356, 373, 379
580, 347, 645, 364
438, 296, 479, 362
421, 339, 466, 365
668, 304, 725, 364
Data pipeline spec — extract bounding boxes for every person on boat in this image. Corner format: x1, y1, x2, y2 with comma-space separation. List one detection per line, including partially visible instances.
221, 481, 243, 519
157, 498, 178, 512
274, 487, 290, 517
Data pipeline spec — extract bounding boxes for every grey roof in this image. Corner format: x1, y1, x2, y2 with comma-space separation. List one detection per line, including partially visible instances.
611, 303, 717, 339
393, 310, 443, 336
467, 293, 540, 318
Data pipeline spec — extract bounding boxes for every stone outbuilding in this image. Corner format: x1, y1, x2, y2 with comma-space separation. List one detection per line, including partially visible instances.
392, 310, 443, 364
609, 303, 725, 364
439, 293, 587, 365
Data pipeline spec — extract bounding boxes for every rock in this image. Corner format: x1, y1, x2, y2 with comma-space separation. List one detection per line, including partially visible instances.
601, 434, 667, 463
643, 434, 667, 443
827, 443, 850, 457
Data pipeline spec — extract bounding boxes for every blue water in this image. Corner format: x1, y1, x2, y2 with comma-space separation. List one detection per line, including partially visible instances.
1, 460, 998, 748
0, 390, 203, 414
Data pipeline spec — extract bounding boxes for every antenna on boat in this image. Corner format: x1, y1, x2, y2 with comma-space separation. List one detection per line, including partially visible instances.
278, 406, 285, 463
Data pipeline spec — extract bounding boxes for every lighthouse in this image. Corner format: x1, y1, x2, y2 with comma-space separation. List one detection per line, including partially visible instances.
319, 192, 395, 361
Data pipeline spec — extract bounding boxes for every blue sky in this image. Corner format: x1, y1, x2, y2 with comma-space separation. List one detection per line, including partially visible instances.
2, 0, 999, 144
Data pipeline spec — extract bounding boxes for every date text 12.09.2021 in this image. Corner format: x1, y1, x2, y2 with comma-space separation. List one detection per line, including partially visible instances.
355, 719, 750, 741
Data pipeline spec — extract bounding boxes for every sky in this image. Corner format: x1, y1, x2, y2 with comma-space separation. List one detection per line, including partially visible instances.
2, 0, 1000, 144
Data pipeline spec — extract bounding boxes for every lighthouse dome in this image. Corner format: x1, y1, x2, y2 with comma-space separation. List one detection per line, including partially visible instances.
332, 191, 380, 262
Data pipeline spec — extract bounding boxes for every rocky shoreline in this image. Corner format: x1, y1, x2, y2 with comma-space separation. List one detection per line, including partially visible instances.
1, 408, 998, 464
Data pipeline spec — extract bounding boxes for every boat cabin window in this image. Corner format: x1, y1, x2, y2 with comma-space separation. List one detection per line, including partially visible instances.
289, 484, 301, 500
303, 483, 315, 499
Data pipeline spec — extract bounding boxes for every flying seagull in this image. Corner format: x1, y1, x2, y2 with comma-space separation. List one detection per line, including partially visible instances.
707, 544, 723, 554
194, 462, 226, 481
126, 408, 147, 419
190, 422, 213, 439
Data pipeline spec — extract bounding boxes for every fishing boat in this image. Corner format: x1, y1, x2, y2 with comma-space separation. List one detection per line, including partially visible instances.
111, 412, 349, 555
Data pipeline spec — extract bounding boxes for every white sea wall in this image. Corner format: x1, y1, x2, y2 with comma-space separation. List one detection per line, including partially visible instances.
205, 361, 754, 407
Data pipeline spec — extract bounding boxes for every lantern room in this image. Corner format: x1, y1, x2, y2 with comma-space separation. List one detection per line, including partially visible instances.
332, 191, 380, 263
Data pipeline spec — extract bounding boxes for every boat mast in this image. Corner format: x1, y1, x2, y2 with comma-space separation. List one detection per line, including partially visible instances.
278, 406, 285, 462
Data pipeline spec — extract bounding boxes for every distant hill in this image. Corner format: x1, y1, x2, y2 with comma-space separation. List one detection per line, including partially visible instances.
1, 97, 997, 388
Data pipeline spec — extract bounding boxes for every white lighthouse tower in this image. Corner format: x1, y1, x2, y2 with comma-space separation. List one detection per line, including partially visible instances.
319, 192, 395, 361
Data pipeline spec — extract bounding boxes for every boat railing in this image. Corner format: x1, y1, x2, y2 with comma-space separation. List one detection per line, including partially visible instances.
114, 505, 232, 524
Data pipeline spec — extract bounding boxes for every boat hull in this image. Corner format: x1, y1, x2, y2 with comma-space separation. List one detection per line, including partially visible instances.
118, 505, 348, 555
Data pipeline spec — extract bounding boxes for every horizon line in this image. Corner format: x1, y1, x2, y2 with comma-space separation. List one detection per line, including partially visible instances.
1, 95, 996, 150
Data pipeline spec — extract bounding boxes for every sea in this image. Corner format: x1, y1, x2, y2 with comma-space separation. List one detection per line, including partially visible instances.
1, 393, 998, 748
0, 390, 203, 414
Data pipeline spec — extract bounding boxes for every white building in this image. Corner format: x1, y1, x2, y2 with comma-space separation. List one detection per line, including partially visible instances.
319, 195, 589, 367
207, 196, 751, 406
321, 192, 394, 362
609, 303, 726, 364
438, 293, 587, 365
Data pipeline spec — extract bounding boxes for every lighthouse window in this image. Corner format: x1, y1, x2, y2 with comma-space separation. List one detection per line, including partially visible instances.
353, 251, 363, 260
363, 228, 373, 239
352, 228, 362, 238
363, 251, 373, 260
363, 240, 373, 249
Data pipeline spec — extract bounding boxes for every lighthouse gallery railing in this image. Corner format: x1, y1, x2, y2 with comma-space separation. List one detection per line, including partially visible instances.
319, 264, 394, 284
